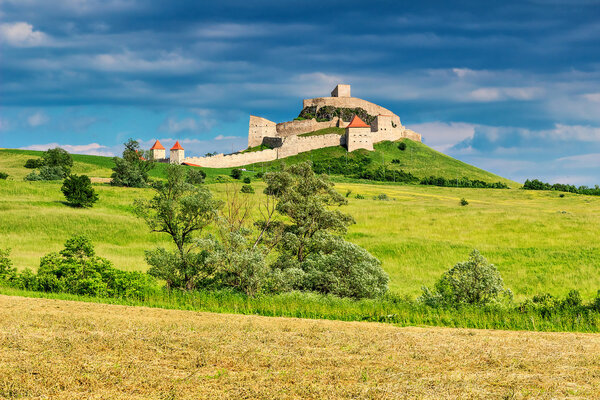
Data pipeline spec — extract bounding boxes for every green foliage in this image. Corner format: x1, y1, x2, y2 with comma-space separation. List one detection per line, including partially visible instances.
0, 172, 8, 180
420, 250, 510, 307
135, 165, 221, 290
61, 174, 98, 207
421, 176, 508, 189
298, 106, 376, 124
243, 177, 251, 184
111, 139, 154, 187
0, 248, 17, 283
355, 193, 365, 199
398, 142, 407, 151
311, 154, 419, 184
524, 178, 600, 196
460, 198, 469, 206
230, 168, 243, 180
42, 147, 73, 172
35, 236, 156, 297
375, 193, 389, 201
255, 172, 264, 179
240, 184, 254, 193
24, 158, 44, 169
186, 168, 206, 185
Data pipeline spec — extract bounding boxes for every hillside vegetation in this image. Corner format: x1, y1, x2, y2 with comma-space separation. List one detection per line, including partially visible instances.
2, 294, 599, 399
1, 148, 598, 301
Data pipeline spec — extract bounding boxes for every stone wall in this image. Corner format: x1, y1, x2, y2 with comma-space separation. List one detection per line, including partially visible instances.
277, 134, 345, 158
275, 118, 338, 137
248, 115, 277, 147
346, 127, 373, 152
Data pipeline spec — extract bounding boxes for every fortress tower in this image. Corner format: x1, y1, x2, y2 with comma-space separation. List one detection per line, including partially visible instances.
346, 115, 373, 152
331, 84, 351, 97
170, 141, 185, 164
150, 139, 166, 160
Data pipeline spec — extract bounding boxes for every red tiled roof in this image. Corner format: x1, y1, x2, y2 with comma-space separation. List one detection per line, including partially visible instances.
347, 115, 370, 128
150, 140, 165, 150
182, 162, 201, 167
170, 141, 184, 150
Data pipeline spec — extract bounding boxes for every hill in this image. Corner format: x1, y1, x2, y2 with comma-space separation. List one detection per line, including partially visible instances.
0, 148, 598, 300
1, 294, 599, 399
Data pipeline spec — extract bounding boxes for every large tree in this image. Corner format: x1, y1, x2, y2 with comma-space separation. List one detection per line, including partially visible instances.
111, 139, 154, 187
134, 165, 221, 289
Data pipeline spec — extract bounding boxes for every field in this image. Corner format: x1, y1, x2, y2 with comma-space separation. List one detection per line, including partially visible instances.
1, 294, 599, 399
1, 148, 600, 300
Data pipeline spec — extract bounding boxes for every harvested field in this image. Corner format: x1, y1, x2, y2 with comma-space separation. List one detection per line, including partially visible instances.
0, 295, 599, 399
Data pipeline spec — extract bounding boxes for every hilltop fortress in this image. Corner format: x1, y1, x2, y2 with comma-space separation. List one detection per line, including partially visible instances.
152, 84, 422, 168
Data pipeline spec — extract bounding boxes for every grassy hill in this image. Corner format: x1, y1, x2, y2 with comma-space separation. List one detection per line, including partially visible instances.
1, 147, 599, 301
2, 294, 599, 399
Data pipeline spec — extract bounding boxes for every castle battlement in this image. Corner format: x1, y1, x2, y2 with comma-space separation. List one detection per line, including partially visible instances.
154, 84, 422, 168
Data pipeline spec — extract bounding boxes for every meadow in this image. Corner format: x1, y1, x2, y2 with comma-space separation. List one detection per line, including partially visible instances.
1, 294, 599, 399
1, 148, 599, 301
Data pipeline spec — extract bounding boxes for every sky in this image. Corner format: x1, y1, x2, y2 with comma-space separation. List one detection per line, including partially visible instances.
1, 0, 599, 185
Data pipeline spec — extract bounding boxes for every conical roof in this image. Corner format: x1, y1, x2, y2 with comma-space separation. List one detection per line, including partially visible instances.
346, 115, 370, 128
170, 141, 184, 150
150, 140, 165, 150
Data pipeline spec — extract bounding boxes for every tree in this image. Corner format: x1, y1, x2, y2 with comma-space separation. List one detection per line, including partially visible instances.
186, 168, 206, 185
111, 139, 154, 187
263, 162, 354, 262
419, 250, 510, 307
134, 164, 221, 289
230, 168, 243, 180
61, 174, 99, 207
42, 147, 73, 173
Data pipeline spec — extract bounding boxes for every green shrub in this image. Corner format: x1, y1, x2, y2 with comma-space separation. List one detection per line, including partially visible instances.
375, 193, 389, 201
355, 194, 365, 199
240, 184, 254, 194
419, 250, 510, 307
215, 175, 231, 183
345, 189, 352, 198
0, 248, 17, 283
24, 172, 43, 181
559, 193, 565, 198
398, 142, 407, 151
61, 174, 99, 207
24, 158, 44, 169
243, 177, 251, 184
186, 168, 206, 185
36, 236, 156, 298
460, 198, 469, 206
0, 172, 8, 180
230, 168, 243, 180
42, 147, 73, 172
255, 172, 264, 179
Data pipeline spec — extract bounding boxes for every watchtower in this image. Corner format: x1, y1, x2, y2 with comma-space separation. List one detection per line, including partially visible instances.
331, 84, 351, 98
150, 139, 166, 160
345, 115, 373, 152
170, 141, 185, 164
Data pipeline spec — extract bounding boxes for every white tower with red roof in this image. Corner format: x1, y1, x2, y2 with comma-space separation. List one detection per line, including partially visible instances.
150, 140, 166, 161
345, 115, 373, 152
170, 141, 185, 164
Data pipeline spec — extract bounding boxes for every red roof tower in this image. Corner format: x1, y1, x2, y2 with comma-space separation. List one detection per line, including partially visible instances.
170, 141, 184, 150
150, 140, 165, 150
346, 115, 370, 128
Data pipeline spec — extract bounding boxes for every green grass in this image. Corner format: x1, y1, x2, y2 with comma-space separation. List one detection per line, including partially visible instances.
3, 286, 600, 332
298, 127, 345, 137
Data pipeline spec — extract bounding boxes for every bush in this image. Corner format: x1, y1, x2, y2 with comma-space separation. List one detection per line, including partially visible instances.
355, 194, 365, 199
398, 142, 407, 151
186, 168, 206, 185
24, 172, 43, 181
240, 184, 255, 194
375, 193, 389, 201
255, 172, 264, 179
24, 158, 44, 169
419, 250, 510, 307
42, 148, 73, 172
230, 168, 243, 180
0, 172, 8, 180
460, 198, 469, 206
36, 236, 156, 298
0, 248, 17, 283
243, 177, 251, 184
559, 193, 565, 198
61, 174, 99, 207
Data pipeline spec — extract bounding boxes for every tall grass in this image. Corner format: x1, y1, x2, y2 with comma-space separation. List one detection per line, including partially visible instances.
2, 286, 600, 332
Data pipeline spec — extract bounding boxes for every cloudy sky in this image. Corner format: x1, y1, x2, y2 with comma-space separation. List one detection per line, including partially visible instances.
1, 0, 599, 184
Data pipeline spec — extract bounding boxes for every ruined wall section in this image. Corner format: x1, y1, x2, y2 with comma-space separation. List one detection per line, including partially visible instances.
248, 116, 277, 147
277, 134, 345, 158
303, 97, 401, 125
275, 118, 339, 137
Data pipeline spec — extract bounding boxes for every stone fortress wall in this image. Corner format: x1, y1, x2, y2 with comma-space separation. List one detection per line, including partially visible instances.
177, 84, 422, 168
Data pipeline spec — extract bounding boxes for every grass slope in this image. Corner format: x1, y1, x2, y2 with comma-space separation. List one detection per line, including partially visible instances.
2, 295, 600, 399
1, 158, 599, 300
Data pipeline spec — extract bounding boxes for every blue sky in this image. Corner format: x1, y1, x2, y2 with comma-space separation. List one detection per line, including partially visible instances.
1, 0, 599, 184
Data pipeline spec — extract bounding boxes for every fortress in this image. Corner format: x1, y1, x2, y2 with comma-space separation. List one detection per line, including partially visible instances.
151, 84, 422, 168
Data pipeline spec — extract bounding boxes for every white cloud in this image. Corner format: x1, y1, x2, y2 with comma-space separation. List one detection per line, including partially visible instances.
91, 51, 199, 72
214, 134, 239, 140
410, 121, 476, 152
582, 93, 600, 102
556, 153, 600, 168
0, 22, 48, 47
469, 87, 543, 102
27, 111, 49, 127
159, 117, 198, 134
538, 124, 600, 142
20, 142, 115, 156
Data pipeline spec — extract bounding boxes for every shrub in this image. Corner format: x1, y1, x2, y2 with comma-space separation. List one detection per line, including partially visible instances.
111, 139, 153, 188
186, 168, 206, 185
255, 172, 264, 179
0, 248, 17, 283
230, 168, 243, 180
24, 158, 44, 169
40, 166, 67, 180
345, 189, 352, 198
398, 142, 407, 151
0, 172, 8, 180
355, 194, 365, 199
240, 184, 255, 194
559, 193, 565, 198
24, 172, 43, 181
36, 236, 155, 298
243, 177, 251, 184
419, 249, 510, 307
42, 147, 73, 173
460, 198, 469, 206
215, 175, 231, 183
61, 174, 99, 207
375, 193, 389, 201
